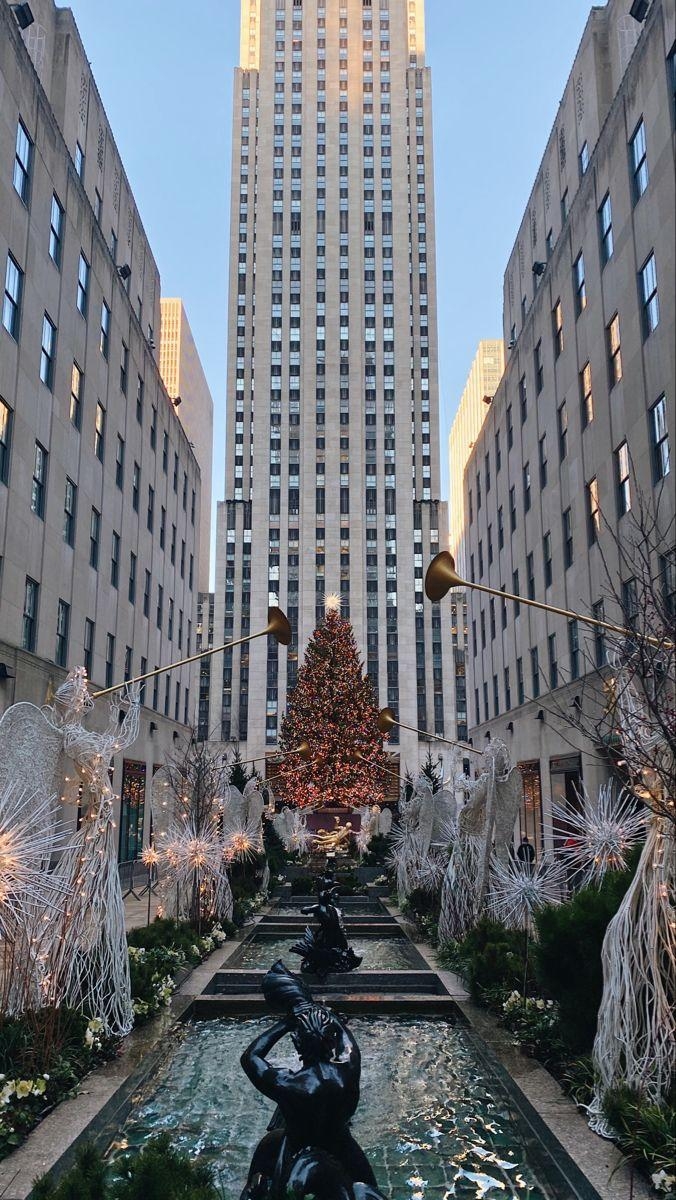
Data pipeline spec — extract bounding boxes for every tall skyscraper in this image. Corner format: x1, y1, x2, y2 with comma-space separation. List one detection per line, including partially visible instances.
448, 340, 505, 577
212, 0, 455, 773
159, 298, 215, 594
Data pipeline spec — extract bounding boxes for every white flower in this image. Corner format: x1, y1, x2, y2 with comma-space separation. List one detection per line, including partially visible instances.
15, 1080, 32, 1099
651, 1170, 676, 1194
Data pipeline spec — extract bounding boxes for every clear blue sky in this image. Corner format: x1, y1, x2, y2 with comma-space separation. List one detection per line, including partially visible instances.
68, 0, 593, 557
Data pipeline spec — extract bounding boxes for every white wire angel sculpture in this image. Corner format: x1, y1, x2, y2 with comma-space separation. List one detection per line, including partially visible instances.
42, 668, 140, 1036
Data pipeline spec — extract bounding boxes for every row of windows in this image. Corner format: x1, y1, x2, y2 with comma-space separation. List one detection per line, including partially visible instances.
468, 397, 670, 596
20, 574, 193, 708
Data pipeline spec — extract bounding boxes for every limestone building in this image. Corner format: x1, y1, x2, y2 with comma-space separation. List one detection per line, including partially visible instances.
462, 0, 675, 851
0, 0, 208, 861
211, 0, 457, 777
159, 298, 214, 594
448, 340, 504, 578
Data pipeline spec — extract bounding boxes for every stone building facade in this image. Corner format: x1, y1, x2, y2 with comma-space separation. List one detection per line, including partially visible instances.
462, 0, 675, 851
0, 0, 207, 860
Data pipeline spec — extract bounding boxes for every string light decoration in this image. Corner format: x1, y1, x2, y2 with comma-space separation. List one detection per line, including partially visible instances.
0, 784, 65, 1017
586, 664, 676, 1134
277, 609, 389, 808
489, 853, 566, 931
554, 781, 648, 887
161, 816, 233, 926
42, 670, 140, 1036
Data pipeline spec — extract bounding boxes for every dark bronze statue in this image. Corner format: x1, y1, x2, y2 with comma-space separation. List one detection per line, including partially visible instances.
290, 882, 362, 977
239, 962, 386, 1199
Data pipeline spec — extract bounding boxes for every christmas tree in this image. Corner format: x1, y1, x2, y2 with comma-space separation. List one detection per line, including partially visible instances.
278, 606, 389, 809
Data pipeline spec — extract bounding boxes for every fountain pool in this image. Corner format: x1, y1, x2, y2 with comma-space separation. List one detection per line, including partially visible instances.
115, 1015, 574, 1198
227, 934, 423, 970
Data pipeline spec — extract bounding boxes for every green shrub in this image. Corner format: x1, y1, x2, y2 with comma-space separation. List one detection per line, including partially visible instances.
602, 1086, 676, 1190
447, 917, 533, 1005
32, 1135, 223, 1199
534, 856, 638, 1054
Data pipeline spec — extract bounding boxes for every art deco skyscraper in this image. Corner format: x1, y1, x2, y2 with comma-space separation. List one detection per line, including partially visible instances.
212, 0, 456, 771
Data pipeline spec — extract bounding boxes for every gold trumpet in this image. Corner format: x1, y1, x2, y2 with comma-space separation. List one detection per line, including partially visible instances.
92, 606, 292, 699
377, 706, 482, 756
351, 749, 401, 780
425, 550, 670, 649
236, 739, 311, 770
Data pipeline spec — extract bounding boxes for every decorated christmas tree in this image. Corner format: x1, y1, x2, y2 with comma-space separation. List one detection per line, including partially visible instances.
278, 605, 389, 809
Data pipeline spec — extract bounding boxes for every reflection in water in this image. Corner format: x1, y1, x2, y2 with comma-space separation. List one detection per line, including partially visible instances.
233, 936, 418, 971
117, 1017, 555, 1198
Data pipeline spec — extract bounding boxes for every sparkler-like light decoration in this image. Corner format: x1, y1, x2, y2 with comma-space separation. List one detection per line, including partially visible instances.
0, 784, 61, 933
489, 853, 566, 930
554, 782, 647, 887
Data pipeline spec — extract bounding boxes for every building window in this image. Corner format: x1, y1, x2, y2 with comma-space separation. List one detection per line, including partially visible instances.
607, 313, 622, 387
526, 551, 535, 600
592, 600, 606, 667
132, 462, 140, 511
55, 599, 70, 667
660, 551, 676, 618
523, 462, 531, 512
623, 577, 638, 630
105, 634, 115, 689
534, 340, 543, 394
70, 362, 83, 429
147, 485, 154, 533
639, 252, 659, 337
115, 434, 125, 488
543, 531, 552, 588
40, 314, 57, 388
74, 140, 85, 179
3, 254, 23, 339
650, 395, 670, 482
509, 485, 517, 532
157, 584, 163, 630
95, 401, 106, 461
13, 120, 32, 204
77, 253, 89, 317
136, 375, 144, 423
630, 118, 648, 202
557, 400, 568, 461
539, 434, 547, 488
84, 618, 95, 676
89, 507, 100, 569
49, 194, 64, 267
573, 252, 586, 315
579, 140, 589, 176
22, 577, 39, 652
568, 619, 580, 680
516, 657, 524, 705
507, 405, 513, 449
0, 399, 11, 485
548, 633, 558, 688
599, 192, 613, 264
63, 477, 77, 546
586, 477, 600, 544
31, 442, 47, 518
519, 375, 527, 424
497, 506, 504, 550
616, 441, 631, 516
562, 506, 573, 568
513, 569, 520, 617
530, 647, 540, 698
100, 301, 110, 359
143, 569, 151, 617
561, 188, 569, 223
111, 530, 120, 587
552, 299, 563, 358
120, 342, 129, 394
580, 362, 593, 427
